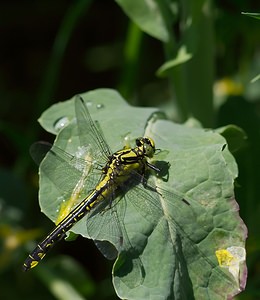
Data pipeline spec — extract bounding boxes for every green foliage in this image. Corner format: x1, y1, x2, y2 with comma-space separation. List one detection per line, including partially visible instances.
115, 0, 169, 42
242, 12, 260, 20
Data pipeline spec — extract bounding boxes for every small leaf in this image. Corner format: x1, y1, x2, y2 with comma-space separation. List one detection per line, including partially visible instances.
216, 125, 247, 154
251, 73, 260, 83
156, 46, 193, 77
115, 0, 169, 42
241, 12, 260, 20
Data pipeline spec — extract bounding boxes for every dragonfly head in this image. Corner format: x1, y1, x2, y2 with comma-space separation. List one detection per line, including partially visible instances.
136, 137, 156, 158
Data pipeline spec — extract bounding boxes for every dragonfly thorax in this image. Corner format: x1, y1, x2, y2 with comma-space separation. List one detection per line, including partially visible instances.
101, 137, 156, 185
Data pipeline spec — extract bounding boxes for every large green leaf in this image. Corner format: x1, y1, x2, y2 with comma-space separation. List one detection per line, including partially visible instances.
37, 89, 247, 299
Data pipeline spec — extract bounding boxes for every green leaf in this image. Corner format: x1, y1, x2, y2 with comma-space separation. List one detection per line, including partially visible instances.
37, 89, 247, 299
251, 73, 260, 83
241, 12, 260, 20
216, 125, 247, 154
115, 0, 169, 42
156, 45, 193, 77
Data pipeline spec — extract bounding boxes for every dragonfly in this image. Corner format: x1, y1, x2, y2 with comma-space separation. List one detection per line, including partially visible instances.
23, 95, 238, 296
23, 96, 161, 273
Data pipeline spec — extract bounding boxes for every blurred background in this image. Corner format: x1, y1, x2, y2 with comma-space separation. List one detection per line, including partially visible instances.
0, 0, 259, 299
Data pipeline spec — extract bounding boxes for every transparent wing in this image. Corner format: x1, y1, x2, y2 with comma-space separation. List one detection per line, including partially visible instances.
31, 142, 101, 200
30, 141, 53, 166
94, 240, 118, 260
75, 95, 112, 160
84, 190, 145, 288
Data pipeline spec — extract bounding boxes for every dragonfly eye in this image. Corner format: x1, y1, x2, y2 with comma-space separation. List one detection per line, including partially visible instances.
141, 137, 156, 158
136, 138, 142, 147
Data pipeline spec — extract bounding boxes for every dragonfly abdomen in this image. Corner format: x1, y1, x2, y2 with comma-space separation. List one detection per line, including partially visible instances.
23, 184, 109, 271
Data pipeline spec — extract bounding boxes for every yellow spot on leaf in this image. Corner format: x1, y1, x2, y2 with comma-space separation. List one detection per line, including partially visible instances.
216, 249, 234, 267
216, 246, 246, 283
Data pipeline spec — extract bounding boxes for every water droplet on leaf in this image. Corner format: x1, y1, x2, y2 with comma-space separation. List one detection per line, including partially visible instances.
96, 103, 104, 109
53, 117, 69, 132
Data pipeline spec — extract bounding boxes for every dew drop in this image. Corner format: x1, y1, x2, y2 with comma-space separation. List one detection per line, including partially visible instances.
53, 116, 69, 132
96, 103, 104, 109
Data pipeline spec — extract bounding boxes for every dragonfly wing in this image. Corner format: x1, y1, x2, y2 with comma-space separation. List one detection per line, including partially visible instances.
69, 183, 146, 288
32, 141, 100, 202
84, 194, 124, 253
75, 96, 112, 160
94, 240, 118, 260
30, 141, 53, 166
82, 187, 146, 288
